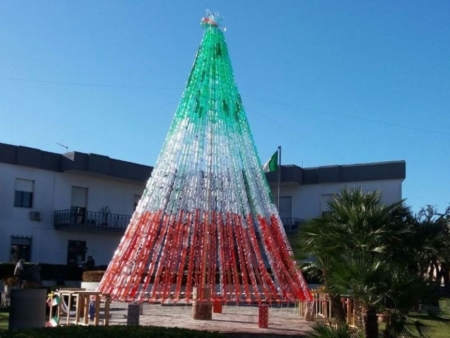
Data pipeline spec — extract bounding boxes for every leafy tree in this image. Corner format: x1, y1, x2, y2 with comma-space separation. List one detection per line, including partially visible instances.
414, 205, 450, 293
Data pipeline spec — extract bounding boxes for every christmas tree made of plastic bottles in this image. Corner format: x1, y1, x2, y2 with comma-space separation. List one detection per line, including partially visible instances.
98, 13, 312, 304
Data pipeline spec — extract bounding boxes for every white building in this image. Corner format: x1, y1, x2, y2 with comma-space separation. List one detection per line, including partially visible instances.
0, 143, 150, 266
267, 162, 405, 233
0, 142, 405, 266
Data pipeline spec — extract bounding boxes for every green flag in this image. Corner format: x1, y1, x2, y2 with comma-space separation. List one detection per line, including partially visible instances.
263, 151, 278, 173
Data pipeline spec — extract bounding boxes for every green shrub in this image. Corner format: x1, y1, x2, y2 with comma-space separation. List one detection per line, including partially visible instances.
39, 264, 84, 281
307, 321, 361, 338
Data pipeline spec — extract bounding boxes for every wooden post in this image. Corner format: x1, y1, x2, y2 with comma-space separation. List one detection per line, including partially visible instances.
66, 294, 72, 325
83, 295, 89, 325
77, 294, 84, 320
304, 301, 315, 321
328, 295, 332, 319
352, 299, 356, 326
94, 295, 100, 326
74, 294, 80, 324
318, 294, 322, 316
346, 297, 352, 324
192, 287, 212, 320
103, 295, 110, 326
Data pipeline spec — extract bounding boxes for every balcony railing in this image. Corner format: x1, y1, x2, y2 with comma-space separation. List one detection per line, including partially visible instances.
281, 217, 305, 234
54, 209, 131, 233
53, 211, 302, 234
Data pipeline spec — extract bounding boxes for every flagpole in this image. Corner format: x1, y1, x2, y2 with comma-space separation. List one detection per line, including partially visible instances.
277, 146, 281, 211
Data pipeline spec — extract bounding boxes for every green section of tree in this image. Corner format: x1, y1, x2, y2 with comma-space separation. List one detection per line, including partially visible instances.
167, 24, 249, 137
295, 188, 450, 338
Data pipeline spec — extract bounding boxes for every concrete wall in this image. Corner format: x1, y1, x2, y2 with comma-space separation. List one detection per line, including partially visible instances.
0, 162, 145, 265
274, 179, 403, 220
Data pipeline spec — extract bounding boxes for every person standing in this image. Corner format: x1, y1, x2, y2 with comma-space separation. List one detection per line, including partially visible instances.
85, 256, 95, 270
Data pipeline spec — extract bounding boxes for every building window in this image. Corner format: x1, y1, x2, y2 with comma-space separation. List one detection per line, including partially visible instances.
321, 194, 334, 216
10, 236, 33, 262
14, 179, 34, 208
71, 186, 88, 224
278, 196, 292, 219
67, 240, 87, 266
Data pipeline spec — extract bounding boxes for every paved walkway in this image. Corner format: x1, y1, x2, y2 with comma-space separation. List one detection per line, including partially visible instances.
107, 302, 311, 336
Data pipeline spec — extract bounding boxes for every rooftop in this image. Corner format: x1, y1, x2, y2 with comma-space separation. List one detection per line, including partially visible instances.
0, 142, 405, 184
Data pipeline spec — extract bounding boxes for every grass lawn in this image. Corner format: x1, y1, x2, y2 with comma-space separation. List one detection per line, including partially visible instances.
378, 312, 450, 338
1, 306, 449, 337
0, 307, 8, 331
407, 313, 450, 338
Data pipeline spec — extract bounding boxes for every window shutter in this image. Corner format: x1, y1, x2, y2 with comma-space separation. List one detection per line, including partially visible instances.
15, 179, 33, 192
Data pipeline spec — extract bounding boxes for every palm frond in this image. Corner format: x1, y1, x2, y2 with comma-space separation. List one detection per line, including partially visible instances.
307, 321, 360, 338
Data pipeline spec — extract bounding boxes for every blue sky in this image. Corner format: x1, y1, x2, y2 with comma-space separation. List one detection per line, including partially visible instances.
1, 1, 449, 213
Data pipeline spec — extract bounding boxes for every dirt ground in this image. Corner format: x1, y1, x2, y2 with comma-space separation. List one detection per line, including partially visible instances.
107, 302, 311, 337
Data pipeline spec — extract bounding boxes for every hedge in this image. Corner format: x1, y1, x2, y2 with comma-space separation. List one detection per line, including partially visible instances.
0, 263, 84, 281
82, 270, 105, 282
0, 262, 320, 285
0, 325, 223, 338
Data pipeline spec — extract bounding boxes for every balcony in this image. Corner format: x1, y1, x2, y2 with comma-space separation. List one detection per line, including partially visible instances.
281, 218, 305, 234
54, 209, 131, 233
53, 211, 302, 235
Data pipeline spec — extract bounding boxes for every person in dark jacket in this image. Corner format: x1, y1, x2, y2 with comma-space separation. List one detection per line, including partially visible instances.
85, 256, 95, 270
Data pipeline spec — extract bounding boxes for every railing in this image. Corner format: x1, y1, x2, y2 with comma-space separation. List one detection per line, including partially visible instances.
281, 218, 305, 234
298, 292, 359, 326
54, 210, 131, 233
53, 212, 303, 234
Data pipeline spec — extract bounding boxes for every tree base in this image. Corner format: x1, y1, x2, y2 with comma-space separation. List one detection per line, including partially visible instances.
192, 301, 212, 320
191, 287, 212, 320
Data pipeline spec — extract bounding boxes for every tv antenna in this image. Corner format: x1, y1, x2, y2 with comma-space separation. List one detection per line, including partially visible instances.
57, 143, 69, 152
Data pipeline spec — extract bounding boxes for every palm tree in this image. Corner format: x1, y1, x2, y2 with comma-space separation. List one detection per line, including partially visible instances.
296, 214, 348, 324
307, 320, 362, 338
295, 188, 417, 338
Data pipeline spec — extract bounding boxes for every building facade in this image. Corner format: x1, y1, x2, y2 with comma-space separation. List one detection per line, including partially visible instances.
267, 162, 405, 232
0, 143, 151, 266
0, 142, 405, 266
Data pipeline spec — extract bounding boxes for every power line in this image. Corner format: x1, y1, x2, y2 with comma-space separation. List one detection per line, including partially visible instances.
244, 95, 450, 137
48, 100, 178, 149
2, 76, 448, 137
0, 77, 179, 90
248, 109, 350, 161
